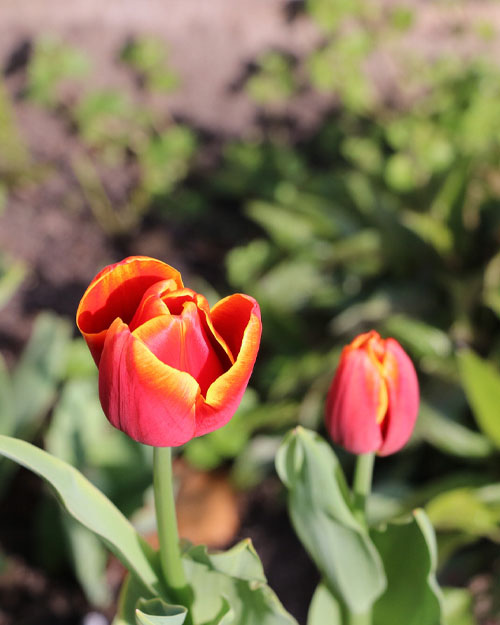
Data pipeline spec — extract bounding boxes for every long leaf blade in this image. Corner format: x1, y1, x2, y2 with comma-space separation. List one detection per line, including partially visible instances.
0, 435, 161, 595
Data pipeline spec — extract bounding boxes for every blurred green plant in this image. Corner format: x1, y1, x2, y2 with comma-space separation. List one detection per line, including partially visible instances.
0, 78, 31, 201
24, 35, 195, 234
26, 36, 90, 107
121, 37, 179, 93
246, 52, 296, 106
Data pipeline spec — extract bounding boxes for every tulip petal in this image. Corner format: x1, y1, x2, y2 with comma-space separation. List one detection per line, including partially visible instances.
128, 280, 178, 331
378, 339, 419, 456
99, 318, 199, 446
326, 347, 384, 454
133, 301, 229, 396
77, 257, 183, 365
194, 295, 262, 437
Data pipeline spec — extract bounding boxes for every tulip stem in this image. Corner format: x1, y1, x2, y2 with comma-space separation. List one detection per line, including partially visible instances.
347, 609, 372, 625
352, 452, 375, 525
153, 446, 191, 615
349, 452, 375, 625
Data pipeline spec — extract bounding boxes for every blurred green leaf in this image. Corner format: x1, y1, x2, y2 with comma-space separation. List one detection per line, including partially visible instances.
245, 201, 318, 250
247, 53, 296, 105
64, 338, 97, 379
121, 38, 179, 93
400, 211, 454, 256
138, 126, 196, 195
46, 377, 139, 470
384, 153, 418, 192
457, 349, 500, 448
442, 587, 475, 625
226, 239, 273, 290
74, 90, 144, 155
0, 78, 30, 178
0, 253, 27, 310
382, 315, 452, 361
27, 36, 90, 106
341, 137, 383, 175
0, 355, 13, 437
389, 6, 414, 31
11, 312, 71, 432
416, 402, 494, 459
426, 486, 500, 542
257, 260, 329, 312
64, 516, 111, 607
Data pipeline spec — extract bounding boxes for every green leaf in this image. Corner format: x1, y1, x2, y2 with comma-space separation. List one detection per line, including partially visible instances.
457, 349, 500, 448
0, 354, 13, 436
114, 574, 146, 625
442, 587, 475, 625
63, 516, 111, 607
0, 253, 26, 310
246, 201, 318, 250
45, 377, 140, 469
187, 539, 266, 584
0, 436, 161, 596
208, 597, 234, 625
401, 211, 453, 256
307, 583, 342, 625
371, 509, 442, 625
246, 53, 296, 105
182, 540, 298, 625
226, 239, 273, 290
27, 36, 90, 107
276, 428, 386, 613
12, 312, 71, 432
257, 260, 328, 312
426, 486, 500, 541
135, 599, 187, 625
415, 402, 494, 459
382, 315, 452, 360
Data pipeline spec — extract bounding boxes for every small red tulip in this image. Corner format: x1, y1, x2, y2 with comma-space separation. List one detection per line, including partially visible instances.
325, 331, 419, 456
77, 256, 262, 447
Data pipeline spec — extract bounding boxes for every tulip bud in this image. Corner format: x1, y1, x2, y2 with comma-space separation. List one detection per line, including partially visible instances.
325, 331, 419, 456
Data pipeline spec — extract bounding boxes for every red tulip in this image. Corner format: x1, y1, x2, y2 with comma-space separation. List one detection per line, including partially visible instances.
325, 331, 419, 456
77, 256, 262, 447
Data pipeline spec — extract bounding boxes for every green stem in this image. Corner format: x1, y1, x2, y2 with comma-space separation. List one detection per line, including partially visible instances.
352, 452, 375, 524
153, 447, 191, 614
348, 452, 376, 625
346, 608, 372, 625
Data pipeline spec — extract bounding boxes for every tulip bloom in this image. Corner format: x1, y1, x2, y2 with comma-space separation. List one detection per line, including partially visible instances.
325, 331, 419, 456
77, 256, 262, 447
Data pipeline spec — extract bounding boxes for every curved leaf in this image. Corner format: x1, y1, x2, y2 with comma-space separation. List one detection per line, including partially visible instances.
183, 540, 298, 625
276, 427, 386, 614
307, 583, 342, 625
371, 509, 442, 625
457, 349, 500, 448
136, 599, 187, 625
113, 574, 148, 625
0, 435, 161, 596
